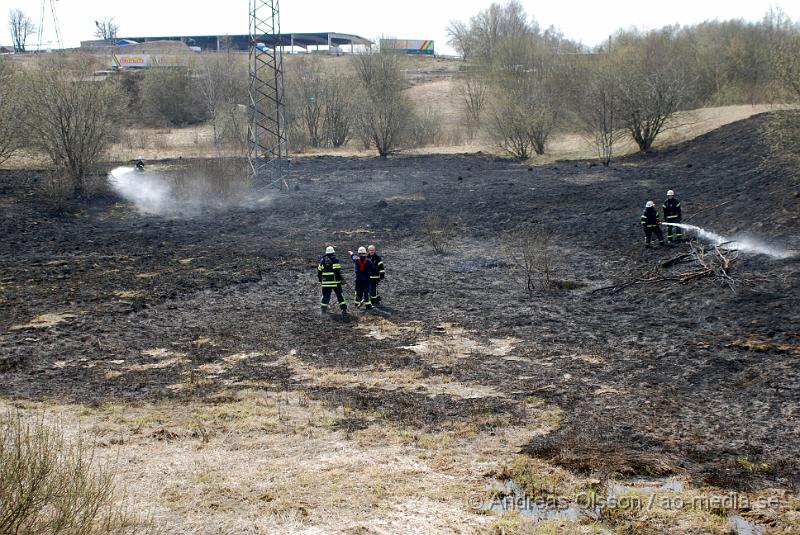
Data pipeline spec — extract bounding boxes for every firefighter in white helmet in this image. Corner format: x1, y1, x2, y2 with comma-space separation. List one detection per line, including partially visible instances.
641, 201, 665, 247
662, 190, 683, 243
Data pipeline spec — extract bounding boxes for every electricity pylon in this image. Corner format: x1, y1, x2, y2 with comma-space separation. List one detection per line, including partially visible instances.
248, 0, 289, 186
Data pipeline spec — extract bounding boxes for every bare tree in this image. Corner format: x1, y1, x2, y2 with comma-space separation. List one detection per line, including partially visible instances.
16, 56, 125, 194
775, 35, 800, 101
457, 72, 487, 137
503, 226, 558, 293
573, 57, 626, 166
486, 37, 562, 158
8, 8, 35, 52
195, 51, 248, 145
446, 20, 475, 60
289, 57, 326, 147
615, 35, 690, 152
322, 75, 355, 147
0, 57, 20, 165
93, 17, 119, 41
353, 50, 412, 158
140, 67, 204, 126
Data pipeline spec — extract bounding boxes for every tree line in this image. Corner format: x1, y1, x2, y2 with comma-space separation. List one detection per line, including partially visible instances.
448, 1, 800, 162
1, 1, 799, 205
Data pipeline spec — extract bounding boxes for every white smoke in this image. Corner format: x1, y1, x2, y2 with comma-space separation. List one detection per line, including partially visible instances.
108, 165, 270, 216
665, 223, 796, 259
108, 166, 173, 215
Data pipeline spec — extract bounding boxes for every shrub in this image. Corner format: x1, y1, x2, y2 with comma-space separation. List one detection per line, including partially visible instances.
140, 67, 204, 126
423, 215, 452, 254
0, 410, 155, 534
503, 226, 560, 293
353, 50, 413, 158
15, 55, 124, 194
0, 56, 20, 166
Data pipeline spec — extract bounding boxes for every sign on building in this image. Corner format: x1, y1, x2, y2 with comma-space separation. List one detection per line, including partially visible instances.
111, 54, 188, 69
380, 39, 434, 55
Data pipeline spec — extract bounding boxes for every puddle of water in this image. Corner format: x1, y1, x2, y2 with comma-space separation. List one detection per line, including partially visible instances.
485, 480, 596, 521
728, 515, 766, 535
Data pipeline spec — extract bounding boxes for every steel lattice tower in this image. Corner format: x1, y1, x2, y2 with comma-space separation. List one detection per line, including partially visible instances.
248, 0, 289, 185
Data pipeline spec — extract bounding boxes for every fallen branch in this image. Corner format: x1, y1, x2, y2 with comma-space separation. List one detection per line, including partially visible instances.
593, 241, 739, 295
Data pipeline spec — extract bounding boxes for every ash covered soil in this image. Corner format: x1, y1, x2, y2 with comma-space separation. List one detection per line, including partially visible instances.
1, 112, 799, 491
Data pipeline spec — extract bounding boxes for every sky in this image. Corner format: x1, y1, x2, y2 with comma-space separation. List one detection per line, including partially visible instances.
2, 0, 798, 54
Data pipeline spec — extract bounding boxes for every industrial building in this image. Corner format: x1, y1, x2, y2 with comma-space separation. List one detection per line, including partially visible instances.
82, 32, 373, 53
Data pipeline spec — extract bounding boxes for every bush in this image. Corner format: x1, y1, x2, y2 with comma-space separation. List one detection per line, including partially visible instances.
38, 168, 74, 213
423, 215, 453, 254
194, 52, 248, 146
16, 55, 124, 194
140, 67, 205, 126
353, 50, 413, 158
503, 226, 560, 293
406, 106, 442, 148
0, 56, 20, 166
0, 410, 154, 534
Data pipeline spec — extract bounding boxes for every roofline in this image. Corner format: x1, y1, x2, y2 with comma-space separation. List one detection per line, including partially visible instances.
118, 32, 373, 47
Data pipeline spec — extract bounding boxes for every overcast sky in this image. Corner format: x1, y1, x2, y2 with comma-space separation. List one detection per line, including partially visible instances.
3, 0, 798, 54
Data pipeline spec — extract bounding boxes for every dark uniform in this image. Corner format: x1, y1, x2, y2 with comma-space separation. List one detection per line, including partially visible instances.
351, 255, 377, 309
318, 253, 347, 313
662, 197, 683, 242
367, 253, 385, 304
641, 206, 665, 246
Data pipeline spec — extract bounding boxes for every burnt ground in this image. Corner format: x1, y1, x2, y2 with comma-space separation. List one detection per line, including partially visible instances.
1, 112, 799, 492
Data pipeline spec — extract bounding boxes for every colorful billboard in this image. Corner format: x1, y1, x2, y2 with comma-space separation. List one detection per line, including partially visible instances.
380, 39, 434, 55
112, 54, 188, 69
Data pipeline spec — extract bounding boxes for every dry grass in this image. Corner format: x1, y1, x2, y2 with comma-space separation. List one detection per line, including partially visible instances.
2, 316, 796, 533
9, 312, 78, 331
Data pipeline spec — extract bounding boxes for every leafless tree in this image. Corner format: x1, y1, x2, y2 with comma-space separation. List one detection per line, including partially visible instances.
195, 51, 248, 145
486, 37, 562, 158
140, 67, 204, 126
469, 1, 533, 63
8, 8, 35, 52
16, 56, 125, 194
457, 72, 487, 137
353, 49, 412, 158
573, 57, 626, 166
503, 226, 558, 293
93, 17, 119, 41
446, 20, 475, 60
615, 34, 690, 152
0, 56, 20, 166
322, 75, 355, 147
289, 57, 326, 147
406, 106, 442, 148
775, 35, 800, 100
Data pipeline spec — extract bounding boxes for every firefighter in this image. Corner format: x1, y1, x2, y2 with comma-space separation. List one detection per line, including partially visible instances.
134, 160, 145, 173
662, 190, 683, 243
318, 246, 347, 315
367, 244, 385, 305
348, 246, 377, 311
641, 201, 665, 247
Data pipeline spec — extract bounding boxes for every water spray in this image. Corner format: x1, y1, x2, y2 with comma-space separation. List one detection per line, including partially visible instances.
663, 223, 796, 259
108, 166, 172, 215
